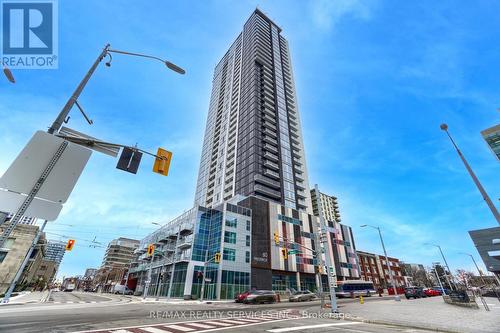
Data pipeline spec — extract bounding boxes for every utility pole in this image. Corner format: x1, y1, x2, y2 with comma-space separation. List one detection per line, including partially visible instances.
440, 124, 500, 225
314, 184, 338, 312
2, 220, 48, 302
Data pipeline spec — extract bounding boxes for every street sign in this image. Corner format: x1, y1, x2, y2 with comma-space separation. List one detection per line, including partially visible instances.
152, 148, 172, 176
204, 278, 212, 282
0, 131, 91, 220
0, 190, 62, 221
287, 250, 301, 255
58, 127, 120, 157
116, 147, 142, 174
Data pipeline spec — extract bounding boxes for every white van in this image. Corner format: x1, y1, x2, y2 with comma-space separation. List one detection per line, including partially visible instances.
112, 284, 133, 295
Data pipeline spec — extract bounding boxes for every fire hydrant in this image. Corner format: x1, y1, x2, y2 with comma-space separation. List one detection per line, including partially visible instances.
360, 295, 364, 304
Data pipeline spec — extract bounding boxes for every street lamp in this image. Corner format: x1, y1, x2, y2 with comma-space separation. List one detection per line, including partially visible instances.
425, 243, 455, 291
440, 123, 500, 225
360, 224, 401, 301
48, 43, 185, 134
2, 64, 15, 83
458, 252, 487, 286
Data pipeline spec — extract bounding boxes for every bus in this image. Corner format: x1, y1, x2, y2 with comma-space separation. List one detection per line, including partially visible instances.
335, 280, 376, 298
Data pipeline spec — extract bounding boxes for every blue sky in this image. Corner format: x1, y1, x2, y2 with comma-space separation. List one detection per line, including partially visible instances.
1, 0, 499, 279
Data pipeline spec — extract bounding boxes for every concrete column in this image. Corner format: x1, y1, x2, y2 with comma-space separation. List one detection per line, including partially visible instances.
183, 261, 195, 299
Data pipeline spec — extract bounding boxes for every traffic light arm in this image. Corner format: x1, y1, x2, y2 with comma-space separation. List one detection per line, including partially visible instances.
274, 234, 317, 254
55, 134, 166, 160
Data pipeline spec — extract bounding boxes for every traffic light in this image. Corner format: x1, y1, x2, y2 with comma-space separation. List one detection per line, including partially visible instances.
273, 232, 279, 245
281, 248, 288, 260
318, 265, 323, 274
214, 252, 221, 263
153, 148, 173, 176
65, 239, 75, 251
147, 244, 155, 256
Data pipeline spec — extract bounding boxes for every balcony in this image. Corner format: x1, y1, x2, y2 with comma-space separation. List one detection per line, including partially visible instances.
177, 235, 194, 249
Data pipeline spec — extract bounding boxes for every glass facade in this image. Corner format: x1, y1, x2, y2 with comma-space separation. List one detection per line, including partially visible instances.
192, 208, 222, 262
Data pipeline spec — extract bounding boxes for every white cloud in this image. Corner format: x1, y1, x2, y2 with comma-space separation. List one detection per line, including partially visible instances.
310, 0, 375, 31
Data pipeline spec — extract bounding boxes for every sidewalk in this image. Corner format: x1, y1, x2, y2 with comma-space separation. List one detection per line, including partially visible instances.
340, 296, 500, 333
0, 290, 49, 305
141, 296, 235, 305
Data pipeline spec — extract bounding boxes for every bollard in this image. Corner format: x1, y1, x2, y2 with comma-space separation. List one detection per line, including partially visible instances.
360, 295, 364, 304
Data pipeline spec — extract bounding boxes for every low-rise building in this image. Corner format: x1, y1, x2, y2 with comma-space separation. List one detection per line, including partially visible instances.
357, 250, 405, 289
0, 223, 40, 294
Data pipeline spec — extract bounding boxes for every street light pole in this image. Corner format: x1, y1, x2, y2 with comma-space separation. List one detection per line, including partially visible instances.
48, 44, 185, 135
361, 225, 401, 301
440, 124, 500, 225
427, 243, 454, 290
48, 44, 110, 134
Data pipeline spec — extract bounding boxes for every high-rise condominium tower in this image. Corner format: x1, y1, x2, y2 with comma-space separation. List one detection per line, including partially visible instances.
195, 9, 312, 212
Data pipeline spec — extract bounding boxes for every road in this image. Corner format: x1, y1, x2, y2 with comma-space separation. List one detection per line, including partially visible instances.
48, 291, 113, 304
0, 293, 437, 333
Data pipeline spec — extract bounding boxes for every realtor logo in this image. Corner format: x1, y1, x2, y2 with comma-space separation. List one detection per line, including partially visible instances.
1, 0, 58, 68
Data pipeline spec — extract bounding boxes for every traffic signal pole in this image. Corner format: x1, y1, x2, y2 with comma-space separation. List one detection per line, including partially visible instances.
314, 184, 338, 312
143, 249, 155, 299
2, 220, 48, 303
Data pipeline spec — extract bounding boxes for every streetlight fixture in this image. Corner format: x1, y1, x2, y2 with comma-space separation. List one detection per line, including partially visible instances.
2, 64, 15, 83
425, 243, 455, 291
440, 123, 500, 225
360, 224, 401, 301
458, 252, 487, 286
48, 43, 185, 135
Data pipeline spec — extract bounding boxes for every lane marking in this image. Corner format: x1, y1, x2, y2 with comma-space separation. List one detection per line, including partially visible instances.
141, 328, 173, 333
204, 321, 232, 327
218, 319, 249, 324
66, 311, 297, 333
164, 324, 195, 332
266, 322, 362, 333
184, 323, 215, 329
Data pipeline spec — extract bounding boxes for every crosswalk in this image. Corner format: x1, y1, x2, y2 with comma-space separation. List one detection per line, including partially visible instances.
70, 310, 301, 333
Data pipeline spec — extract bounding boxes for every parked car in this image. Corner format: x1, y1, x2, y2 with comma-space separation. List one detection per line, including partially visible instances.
243, 290, 277, 304
289, 290, 316, 302
404, 287, 427, 299
235, 291, 250, 303
431, 286, 448, 295
423, 288, 441, 297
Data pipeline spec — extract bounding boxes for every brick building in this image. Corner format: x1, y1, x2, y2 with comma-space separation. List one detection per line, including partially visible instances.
357, 250, 405, 289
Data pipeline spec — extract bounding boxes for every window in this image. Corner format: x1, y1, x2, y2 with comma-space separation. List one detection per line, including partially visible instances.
224, 231, 237, 244
245, 251, 250, 263
223, 248, 236, 261
0, 251, 7, 263
2, 238, 15, 250
246, 235, 250, 246
225, 218, 237, 228
246, 220, 251, 231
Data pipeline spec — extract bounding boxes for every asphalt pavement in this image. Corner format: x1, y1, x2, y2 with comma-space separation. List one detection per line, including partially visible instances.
0, 294, 428, 333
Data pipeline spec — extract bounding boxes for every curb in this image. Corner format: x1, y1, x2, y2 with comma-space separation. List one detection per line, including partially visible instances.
345, 316, 462, 333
